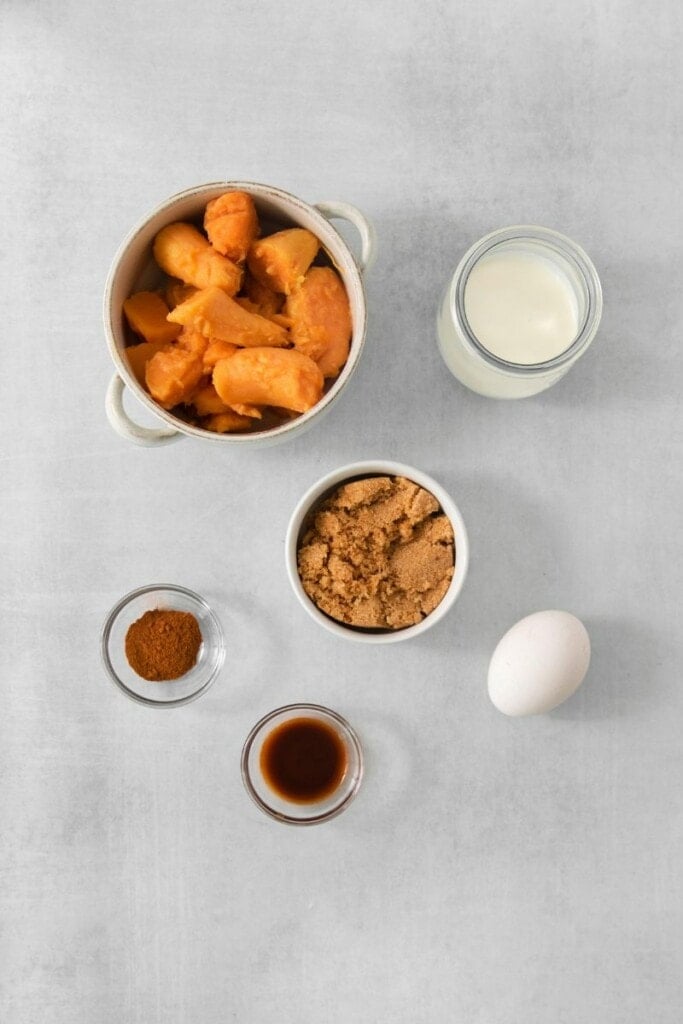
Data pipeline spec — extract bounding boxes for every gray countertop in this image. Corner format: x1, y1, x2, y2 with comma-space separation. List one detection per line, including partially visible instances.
2, 2, 682, 1022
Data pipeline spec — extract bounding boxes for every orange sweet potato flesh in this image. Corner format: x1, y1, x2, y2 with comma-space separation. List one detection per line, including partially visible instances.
285, 267, 352, 378
145, 346, 204, 409
123, 291, 181, 345
191, 382, 262, 419
125, 339, 170, 387
235, 297, 261, 316
243, 272, 284, 317
230, 402, 262, 419
213, 347, 324, 413
235, 299, 292, 331
165, 278, 197, 308
153, 223, 242, 295
191, 382, 235, 416
269, 313, 293, 330
168, 286, 289, 348
203, 339, 239, 372
247, 228, 319, 295
204, 411, 253, 433
176, 328, 208, 357
204, 192, 259, 262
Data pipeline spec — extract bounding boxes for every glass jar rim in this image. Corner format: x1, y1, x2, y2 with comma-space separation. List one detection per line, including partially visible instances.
451, 225, 603, 376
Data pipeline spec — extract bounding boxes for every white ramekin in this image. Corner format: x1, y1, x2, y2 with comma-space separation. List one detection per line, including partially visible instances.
103, 181, 376, 447
285, 461, 469, 644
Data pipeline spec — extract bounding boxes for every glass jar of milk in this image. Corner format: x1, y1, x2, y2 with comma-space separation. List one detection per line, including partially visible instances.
437, 226, 602, 398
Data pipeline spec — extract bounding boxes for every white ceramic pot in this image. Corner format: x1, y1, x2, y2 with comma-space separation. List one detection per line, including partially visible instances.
103, 181, 376, 447
285, 461, 470, 644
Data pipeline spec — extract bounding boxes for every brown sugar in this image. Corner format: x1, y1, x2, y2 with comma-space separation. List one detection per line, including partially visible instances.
125, 608, 202, 681
297, 476, 455, 630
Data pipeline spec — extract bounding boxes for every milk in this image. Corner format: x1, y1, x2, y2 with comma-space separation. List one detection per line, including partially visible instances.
436, 227, 602, 399
463, 249, 580, 364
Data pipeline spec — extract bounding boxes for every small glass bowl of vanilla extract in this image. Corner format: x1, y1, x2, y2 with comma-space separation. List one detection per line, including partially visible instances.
241, 704, 364, 825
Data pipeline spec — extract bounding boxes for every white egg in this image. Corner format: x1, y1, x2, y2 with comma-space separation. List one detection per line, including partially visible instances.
487, 610, 590, 716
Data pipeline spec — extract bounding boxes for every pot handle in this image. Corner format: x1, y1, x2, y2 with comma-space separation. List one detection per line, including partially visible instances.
105, 374, 184, 447
314, 201, 377, 274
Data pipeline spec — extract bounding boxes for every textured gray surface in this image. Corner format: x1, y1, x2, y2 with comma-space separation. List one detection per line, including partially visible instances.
1, 1, 682, 1022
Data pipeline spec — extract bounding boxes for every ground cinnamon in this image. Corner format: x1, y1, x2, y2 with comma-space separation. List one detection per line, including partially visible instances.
125, 608, 202, 681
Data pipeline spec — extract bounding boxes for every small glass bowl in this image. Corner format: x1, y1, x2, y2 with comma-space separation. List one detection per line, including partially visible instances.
101, 584, 225, 708
241, 704, 364, 825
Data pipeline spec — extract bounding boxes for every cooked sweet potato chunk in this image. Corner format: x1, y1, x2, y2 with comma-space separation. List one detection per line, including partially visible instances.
190, 383, 234, 416
247, 228, 319, 295
269, 313, 293, 330
204, 191, 259, 262
236, 298, 291, 331
235, 297, 260, 316
213, 347, 324, 413
230, 403, 262, 419
204, 411, 253, 433
125, 339, 170, 387
285, 267, 352, 378
176, 329, 208, 357
153, 223, 242, 295
164, 278, 197, 308
145, 346, 204, 409
123, 291, 181, 345
203, 339, 239, 372
243, 271, 284, 317
168, 286, 289, 348
190, 382, 262, 419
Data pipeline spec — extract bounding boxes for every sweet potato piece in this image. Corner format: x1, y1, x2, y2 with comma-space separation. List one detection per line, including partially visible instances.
123, 291, 181, 345
235, 297, 260, 316
176, 329, 208, 357
236, 298, 291, 331
243, 271, 284, 317
164, 278, 197, 308
190, 383, 262, 419
125, 339, 170, 387
204, 412, 253, 433
168, 286, 289, 348
190, 383, 234, 416
230, 403, 262, 419
213, 347, 324, 413
247, 228, 319, 295
145, 346, 204, 409
204, 191, 259, 262
285, 267, 352, 378
153, 223, 242, 295
270, 313, 294, 330
203, 339, 239, 372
